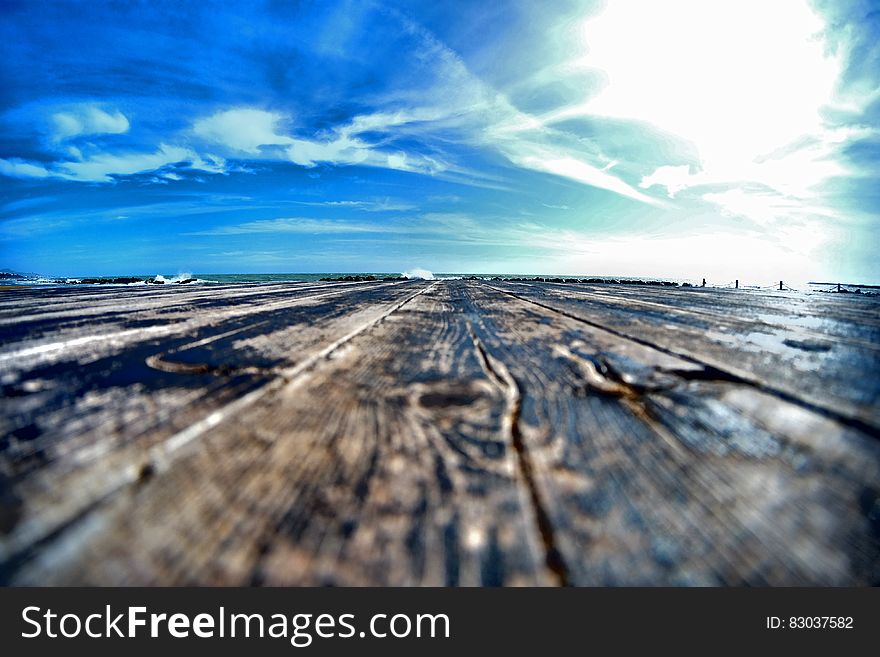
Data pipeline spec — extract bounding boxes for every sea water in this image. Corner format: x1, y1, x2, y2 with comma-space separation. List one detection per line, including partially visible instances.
0, 270, 873, 294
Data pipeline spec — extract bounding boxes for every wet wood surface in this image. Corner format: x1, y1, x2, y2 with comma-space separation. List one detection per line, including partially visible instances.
1, 279, 878, 585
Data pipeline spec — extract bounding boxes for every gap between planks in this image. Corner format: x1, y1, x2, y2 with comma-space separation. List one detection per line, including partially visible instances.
0, 281, 437, 568
485, 283, 880, 440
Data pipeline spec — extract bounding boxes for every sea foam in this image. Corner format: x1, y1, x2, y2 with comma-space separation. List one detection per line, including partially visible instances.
401, 268, 435, 280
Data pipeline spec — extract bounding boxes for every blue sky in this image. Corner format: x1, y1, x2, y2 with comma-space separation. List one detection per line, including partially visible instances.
1, 0, 878, 281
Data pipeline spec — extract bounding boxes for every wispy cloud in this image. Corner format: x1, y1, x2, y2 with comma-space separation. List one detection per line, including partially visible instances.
506, 148, 664, 206
190, 104, 460, 177
193, 109, 292, 154
206, 250, 290, 262
187, 217, 393, 236
51, 104, 129, 141
0, 13, 665, 204
1, 144, 228, 183
188, 211, 481, 238
292, 198, 417, 212
377, 11, 661, 203
60, 144, 187, 182
0, 158, 51, 179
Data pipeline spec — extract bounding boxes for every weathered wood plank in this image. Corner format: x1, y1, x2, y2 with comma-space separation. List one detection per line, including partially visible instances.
0, 280, 430, 568
0, 280, 402, 352
535, 281, 880, 344
489, 281, 880, 433
1, 279, 877, 586
460, 281, 880, 585
0, 280, 417, 453
5, 282, 549, 585
0, 279, 397, 331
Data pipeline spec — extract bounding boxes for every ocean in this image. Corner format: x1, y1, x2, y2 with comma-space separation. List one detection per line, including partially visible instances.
0, 270, 874, 294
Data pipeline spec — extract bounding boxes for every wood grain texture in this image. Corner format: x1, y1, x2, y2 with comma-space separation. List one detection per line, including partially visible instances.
1, 280, 878, 585
460, 283, 880, 585
488, 281, 880, 433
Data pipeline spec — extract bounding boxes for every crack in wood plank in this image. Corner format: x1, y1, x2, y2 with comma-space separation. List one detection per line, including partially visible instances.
486, 284, 880, 439
462, 281, 879, 584
467, 324, 571, 586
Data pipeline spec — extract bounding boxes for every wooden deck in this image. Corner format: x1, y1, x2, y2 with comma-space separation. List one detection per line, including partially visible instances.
1, 279, 878, 585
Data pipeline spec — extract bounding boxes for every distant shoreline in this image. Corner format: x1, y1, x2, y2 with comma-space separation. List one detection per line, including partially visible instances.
2, 271, 879, 293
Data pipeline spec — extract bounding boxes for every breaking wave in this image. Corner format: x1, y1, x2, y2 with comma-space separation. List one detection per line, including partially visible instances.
401, 268, 435, 280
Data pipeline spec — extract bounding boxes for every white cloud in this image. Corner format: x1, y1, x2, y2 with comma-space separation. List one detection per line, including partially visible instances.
190, 211, 481, 238
193, 109, 293, 154
51, 105, 129, 141
286, 135, 369, 167
703, 189, 791, 225
188, 18, 665, 203
189, 217, 391, 236
639, 165, 694, 198
382, 150, 446, 175
378, 20, 659, 203
190, 105, 452, 176
2, 102, 234, 183
295, 200, 367, 208
428, 194, 462, 203
284, 108, 450, 174
54, 144, 225, 182
293, 198, 416, 212
510, 149, 664, 205
0, 158, 51, 179
58, 144, 197, 182
639, 131, 854, 201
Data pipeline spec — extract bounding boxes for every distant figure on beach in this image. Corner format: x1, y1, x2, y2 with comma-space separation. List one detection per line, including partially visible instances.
701, 278, 706, 287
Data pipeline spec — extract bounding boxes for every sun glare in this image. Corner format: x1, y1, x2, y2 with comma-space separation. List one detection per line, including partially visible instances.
576, 0, 839, 176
